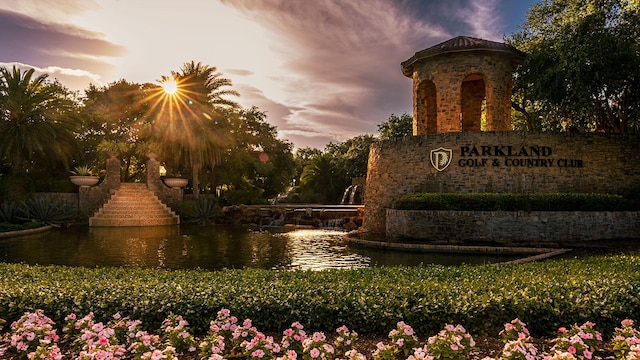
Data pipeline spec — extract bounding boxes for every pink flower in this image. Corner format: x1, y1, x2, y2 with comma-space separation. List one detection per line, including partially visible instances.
252, 349, 265, 358
336, 325, 349, 333
284, 328, 294, 337
568, 346, 577, 354
584, 350, 593, 359
312, 332, 325, 342
558, 327, 568, 333
581, 332, 593, 339
310, 348, 320, 358
622, 319, 635, 327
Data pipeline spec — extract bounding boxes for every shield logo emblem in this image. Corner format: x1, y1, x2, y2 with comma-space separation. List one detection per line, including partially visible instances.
430, 147, 452, 172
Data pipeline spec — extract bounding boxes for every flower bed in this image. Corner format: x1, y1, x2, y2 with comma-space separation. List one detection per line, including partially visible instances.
1, 309, 639, 359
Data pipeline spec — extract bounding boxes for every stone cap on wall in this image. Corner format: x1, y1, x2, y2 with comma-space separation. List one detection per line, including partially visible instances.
401, 36, 525, 76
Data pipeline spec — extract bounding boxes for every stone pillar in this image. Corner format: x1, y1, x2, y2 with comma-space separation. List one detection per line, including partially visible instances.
146, 153, 183, 211
146, 153, 163, 194
78, 154, 121, 218
104, 155, 121, 189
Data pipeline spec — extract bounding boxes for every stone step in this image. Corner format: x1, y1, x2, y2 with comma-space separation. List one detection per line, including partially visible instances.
89, 217, 179, 227
104, 200, 165, 206
97, 210, 175, 217
90, 182, 180, 227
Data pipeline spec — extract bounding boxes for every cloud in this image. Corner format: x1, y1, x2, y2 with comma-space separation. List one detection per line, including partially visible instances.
0, 61, 104, 90
0, 0, 523, 150
457, 0, 505, 40
225, 69, 255, 77
220, 0, 449, 146
0, 8, 124, 77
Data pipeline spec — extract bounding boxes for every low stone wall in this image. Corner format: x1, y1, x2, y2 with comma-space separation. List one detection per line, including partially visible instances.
386, 209, 640, 244
221, 205, 363, 229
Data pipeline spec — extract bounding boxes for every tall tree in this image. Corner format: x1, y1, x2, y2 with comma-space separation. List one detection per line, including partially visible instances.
79, 80, 155, 181
0, 66, 79, 197
208, 107, 295, 203
151, 61, 239, 198
377, 113, 413, 139
509, 0, 640, 132
300, 153, 337, 204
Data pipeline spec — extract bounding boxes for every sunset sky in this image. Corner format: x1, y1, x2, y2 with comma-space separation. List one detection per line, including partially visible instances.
0, 0, 536, 150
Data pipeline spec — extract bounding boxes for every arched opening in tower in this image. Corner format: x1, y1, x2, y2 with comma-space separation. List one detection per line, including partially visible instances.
416, 80, 437, 135
461, 74, 486, 131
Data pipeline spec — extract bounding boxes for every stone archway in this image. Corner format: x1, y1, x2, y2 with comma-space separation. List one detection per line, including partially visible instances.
415, 79, 437, 135
461, 73, 486, 131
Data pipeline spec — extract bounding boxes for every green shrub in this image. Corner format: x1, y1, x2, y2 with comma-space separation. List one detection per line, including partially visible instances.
1, 256, 639, 338
19, 198, 76, 225
392, 193, 638, 211
180, 198, 221, 224
0, 201, 22, 224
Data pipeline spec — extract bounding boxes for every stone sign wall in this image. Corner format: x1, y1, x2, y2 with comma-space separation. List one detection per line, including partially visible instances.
362, 131, 640, 236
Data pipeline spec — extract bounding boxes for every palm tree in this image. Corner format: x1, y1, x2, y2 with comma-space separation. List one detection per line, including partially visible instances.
300, 153, 337, 203
0, 66, 78, 178
152, 61, 239, 198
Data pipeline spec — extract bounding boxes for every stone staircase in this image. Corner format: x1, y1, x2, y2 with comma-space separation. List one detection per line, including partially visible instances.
89, 183, 180, 226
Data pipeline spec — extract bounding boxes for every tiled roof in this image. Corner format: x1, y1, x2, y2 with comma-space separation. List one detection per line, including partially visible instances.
401, 36, 525, 77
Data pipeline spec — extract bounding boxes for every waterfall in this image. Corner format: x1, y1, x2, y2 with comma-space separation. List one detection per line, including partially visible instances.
348, 185, 358, 205
340, 185, 353, 205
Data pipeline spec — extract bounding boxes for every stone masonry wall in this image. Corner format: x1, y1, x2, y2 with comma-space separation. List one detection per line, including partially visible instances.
412, 51, 514, 134
386, 209, 640, 243
362, 132, 640, 236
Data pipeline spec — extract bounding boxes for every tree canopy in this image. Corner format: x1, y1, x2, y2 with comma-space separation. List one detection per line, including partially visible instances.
0, 66, 79, 198
509, 0, 640, 132
149, 61, 240, 198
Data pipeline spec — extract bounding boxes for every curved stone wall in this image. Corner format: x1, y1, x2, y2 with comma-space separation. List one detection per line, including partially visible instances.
362, 132, 640, 236
386, 209, 640, 243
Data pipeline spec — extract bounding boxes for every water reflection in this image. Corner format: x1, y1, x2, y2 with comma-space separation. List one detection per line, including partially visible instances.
0, 225, 526, 270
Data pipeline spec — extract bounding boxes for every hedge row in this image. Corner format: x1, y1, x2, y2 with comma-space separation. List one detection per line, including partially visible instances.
1, 255, 640, 338
391, 192, 640, 211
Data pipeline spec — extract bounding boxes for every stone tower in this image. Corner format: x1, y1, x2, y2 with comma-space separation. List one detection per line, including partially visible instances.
401, 36, 524, 135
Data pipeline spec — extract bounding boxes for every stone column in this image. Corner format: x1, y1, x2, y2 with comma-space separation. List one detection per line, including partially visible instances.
78, 154, 120, 218
146, 153, 183, 211
146, 153, 163, 193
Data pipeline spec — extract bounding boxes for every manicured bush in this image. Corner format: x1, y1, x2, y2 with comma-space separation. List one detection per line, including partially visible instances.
1, 256, 639, 338
392, 192, 638, 211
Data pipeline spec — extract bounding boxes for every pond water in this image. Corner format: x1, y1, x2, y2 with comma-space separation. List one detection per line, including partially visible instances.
0, 225, 527, 270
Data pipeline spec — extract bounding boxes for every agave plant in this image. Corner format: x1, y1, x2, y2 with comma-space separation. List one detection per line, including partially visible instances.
182, 198, 221, 225
70, 165, 95, 176
19, 198, 76, 225
0, 201, 22, 224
